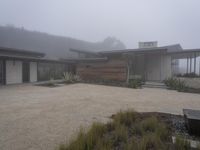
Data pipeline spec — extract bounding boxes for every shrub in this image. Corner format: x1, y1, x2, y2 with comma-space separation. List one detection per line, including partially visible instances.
174, 135, 191, 150
63, 72, 74, 83
128, 78, 142, 89
113, 124, 128, 143
142, 116, 158, 132
59, 110, 172, 150
176, 72, 199, 78
139, 134, 164, 150
46, 77, 55, 87
73, 75, 81, 82
131, 123, 144, 136
113, 110, 137, 127
63, 123, 106, 150
156, 123, 169, 141
164, 77, 187, 91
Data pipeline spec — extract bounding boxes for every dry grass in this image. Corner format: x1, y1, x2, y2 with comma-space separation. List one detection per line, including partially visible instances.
59, 110, 194, 150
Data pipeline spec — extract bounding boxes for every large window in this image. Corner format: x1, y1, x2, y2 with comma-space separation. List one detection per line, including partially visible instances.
37, 62, 75, 81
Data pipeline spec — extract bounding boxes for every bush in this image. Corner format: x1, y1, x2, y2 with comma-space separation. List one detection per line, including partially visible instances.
128, 78, 142, 89
174, 135, 190, 150
164, 77, 187, 91
59, 110, 175, 150
139, 134, 165, 150
63, 72, 74, 83
142, 117, 158, 132
63, 72, 81, 83
176, 72, 199, 78
113, 110, 137, 127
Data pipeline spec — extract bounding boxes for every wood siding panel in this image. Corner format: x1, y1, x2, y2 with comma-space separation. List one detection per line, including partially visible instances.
77, 59, 127, 82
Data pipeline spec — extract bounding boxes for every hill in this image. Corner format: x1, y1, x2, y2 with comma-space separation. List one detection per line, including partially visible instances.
0, 25, 126, 59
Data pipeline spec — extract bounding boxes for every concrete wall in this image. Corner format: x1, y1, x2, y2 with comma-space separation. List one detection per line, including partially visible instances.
30, 62, 37, 82
161, 55, 172, 80
6, 60, 22, 84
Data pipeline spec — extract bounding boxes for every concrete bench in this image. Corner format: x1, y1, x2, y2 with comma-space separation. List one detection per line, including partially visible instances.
183, 109, 200, 136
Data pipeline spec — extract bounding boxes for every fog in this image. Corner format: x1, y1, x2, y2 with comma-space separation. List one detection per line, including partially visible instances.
1, 0, 200, 49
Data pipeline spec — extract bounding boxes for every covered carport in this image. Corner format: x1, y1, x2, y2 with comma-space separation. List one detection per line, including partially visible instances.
169, 49, 200, 76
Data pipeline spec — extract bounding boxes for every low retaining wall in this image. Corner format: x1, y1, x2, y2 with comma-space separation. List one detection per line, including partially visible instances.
178, 77, 200, 89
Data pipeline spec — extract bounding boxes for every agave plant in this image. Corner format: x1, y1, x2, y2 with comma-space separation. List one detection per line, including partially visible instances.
73, 75, 81, 82
63, 72, 74, 83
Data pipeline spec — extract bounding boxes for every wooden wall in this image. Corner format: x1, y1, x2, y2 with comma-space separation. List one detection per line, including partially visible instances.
77, 59, 127, 82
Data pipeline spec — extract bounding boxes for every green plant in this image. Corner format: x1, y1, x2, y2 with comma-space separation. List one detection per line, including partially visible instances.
174, 135, 191, 150
46, 77, 55, 86
142, 116, 158, 132
128, 78, 142, 88
139, 134, 164, 150
59, 110, 174, 150
63, 123, 106, 150
73, 75, 81, 82
63, 72, 74, 83
113, 110, 137, 127
164, 77, 187, 91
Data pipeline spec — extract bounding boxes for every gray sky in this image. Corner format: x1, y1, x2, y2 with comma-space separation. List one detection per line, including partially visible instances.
0, 0, 200, 49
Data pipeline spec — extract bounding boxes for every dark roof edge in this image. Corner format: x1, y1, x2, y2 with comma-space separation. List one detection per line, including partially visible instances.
99, 47, 167, 54
60, 57, 108, 63
0, 46, 45, 57
0, 55, 75, 64
69, 48, 98, 55
168, 49, 200, 54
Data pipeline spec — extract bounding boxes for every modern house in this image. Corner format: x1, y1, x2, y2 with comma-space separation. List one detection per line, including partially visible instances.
70, 42, 200, 82
0, 47, 75, 85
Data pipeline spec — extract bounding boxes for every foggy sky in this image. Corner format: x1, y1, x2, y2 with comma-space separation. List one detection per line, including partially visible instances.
0, 0, 200, 49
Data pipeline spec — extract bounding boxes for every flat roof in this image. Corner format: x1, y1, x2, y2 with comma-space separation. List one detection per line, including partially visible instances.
0, 55, 75, 64
0, 47, 45, 58
61, 57, 108, 63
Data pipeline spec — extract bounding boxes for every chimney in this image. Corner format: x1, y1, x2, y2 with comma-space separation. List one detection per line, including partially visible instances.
138, 41, 158, 49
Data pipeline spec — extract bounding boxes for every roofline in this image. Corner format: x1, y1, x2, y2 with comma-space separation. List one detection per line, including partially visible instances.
69, 48, 98, 55
99, 47, 167, 55
60, 57, 108, 63
0, 47, 45, 57
169, 49, 200, 54
0, 55, 75, 64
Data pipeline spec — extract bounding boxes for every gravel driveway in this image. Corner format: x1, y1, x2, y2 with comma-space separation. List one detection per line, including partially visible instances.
0, 83, 200, 150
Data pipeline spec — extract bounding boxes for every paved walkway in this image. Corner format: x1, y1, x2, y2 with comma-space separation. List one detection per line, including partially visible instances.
0, 83, 200, 150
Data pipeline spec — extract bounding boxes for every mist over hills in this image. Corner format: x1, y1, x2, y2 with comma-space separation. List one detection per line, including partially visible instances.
0, 25, 126, 59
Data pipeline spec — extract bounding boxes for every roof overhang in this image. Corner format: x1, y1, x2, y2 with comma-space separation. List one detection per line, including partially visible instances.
61, 57, 108, 63
0, 55, 75, 64
0, 47, 45, 58
168, 49, 200, 59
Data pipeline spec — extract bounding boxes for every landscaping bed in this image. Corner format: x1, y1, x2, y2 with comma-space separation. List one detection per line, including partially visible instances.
59, 111, 200, 150
164, 78, 200, 94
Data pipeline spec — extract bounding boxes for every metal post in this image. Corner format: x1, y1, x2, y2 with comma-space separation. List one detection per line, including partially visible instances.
187, 57, 189, 74
194, 53, 196, 74
190, 56, 192, 73
199, 60, 200, 76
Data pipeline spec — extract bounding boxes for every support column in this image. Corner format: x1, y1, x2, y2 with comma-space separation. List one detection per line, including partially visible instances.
194, 53, 197, 74
186, 57, 189, 74
190, 56, 192, 73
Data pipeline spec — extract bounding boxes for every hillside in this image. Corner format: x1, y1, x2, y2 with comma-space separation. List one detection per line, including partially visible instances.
0, 26, 126, 59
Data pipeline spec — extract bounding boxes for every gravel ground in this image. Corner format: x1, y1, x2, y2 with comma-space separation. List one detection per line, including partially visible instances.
0, 83, 200, 150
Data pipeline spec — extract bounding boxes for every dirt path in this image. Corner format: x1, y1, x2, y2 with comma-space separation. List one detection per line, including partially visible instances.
0, 83, 200, 150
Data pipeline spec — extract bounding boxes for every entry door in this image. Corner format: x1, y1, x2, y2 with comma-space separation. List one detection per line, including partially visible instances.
146, 54, 161, 81
22, 61, 30, 83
